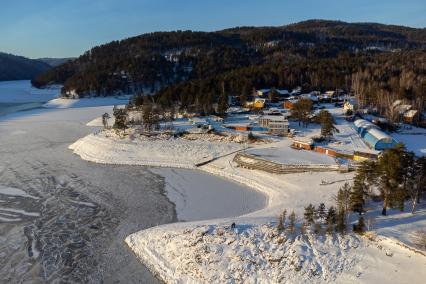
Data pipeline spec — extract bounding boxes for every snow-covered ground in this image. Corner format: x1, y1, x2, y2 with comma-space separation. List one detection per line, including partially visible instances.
291, 105, 372, 154
125, 152, 426, 283
149, 168, 266, 221
126, 222, 426, 284
392, 126, 426, 156
247, 139, 336, 165
69, 130, 244, 168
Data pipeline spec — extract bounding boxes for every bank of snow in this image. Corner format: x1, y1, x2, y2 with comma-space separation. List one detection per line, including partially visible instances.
69, 130, 244, 168
44, 96, 129, 109
126, 222, 426, 284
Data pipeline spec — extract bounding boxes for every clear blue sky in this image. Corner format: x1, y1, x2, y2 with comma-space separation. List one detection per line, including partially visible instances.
1, 0, 425, 59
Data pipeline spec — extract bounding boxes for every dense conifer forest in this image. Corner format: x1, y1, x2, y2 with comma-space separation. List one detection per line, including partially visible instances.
0, 53, 51, 81
32, 20, 426, 112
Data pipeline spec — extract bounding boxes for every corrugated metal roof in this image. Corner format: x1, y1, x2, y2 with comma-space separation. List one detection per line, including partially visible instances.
367, 128, 392, 141
354, 119, 377, 130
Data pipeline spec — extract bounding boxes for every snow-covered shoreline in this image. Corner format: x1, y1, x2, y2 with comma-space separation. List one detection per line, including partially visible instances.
66, 126, 425, 283
69, 130, 244, 169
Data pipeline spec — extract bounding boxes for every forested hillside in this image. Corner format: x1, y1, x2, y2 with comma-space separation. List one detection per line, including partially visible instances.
37, 57, 75, 67
32, 20, 426, 112
0, 53, 51, 81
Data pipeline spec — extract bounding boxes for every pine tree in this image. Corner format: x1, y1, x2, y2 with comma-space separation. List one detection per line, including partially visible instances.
102, 112, 110, 129
376, 144, 406, 215
317, 110, 339, 139
288, 211, 296, 234
336, 209, 346, 234
336, 183, 351, 217
326, 206, 337, 224
326, 206, 336, 235
304, 204, 315, 225
277, 215, 284, 232
350, 171, 366, 213
217, 91, 228, 118
326, 218, 334, 235
318, 203, 327, 221
353, 215, 366, 235
113, 108, 128, 131
408, 157, 426, 213
142, 100, 153, 132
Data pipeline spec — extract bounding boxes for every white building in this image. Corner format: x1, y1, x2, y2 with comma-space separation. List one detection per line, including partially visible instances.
258, 115, 289, 135
256, 89, 270, 97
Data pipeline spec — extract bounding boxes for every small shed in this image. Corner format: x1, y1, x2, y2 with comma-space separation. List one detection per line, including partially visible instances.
403, 110, 420, 125
284, 99, 298, 110
292, 139, 314, 150
353, 150, 379, 161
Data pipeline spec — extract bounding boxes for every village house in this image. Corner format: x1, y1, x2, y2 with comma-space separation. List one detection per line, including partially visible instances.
300, 93, 319, 104
276, 89, 290, 98
246, 98, 266, 109
258, 115, 289, 135
292, 138, 314, 150
284, 99, 298, 110
343, 98, 357, 111
403, 109, 420, 125
324, 90, 336, 98
291, 87, 302, 96
392, 100, 421, 125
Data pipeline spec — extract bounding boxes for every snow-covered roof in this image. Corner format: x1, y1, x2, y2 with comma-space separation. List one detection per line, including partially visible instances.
367, 127, 393, 141
403, 109, 418, 118
392, 100, 403, 108
190, 117, 208, 123
395, 104, 412, 114
300, 93, 318, 102
257, 89, 270, 94
354, 119, 377, 130
276, 89, 290, 95
286, 99, 299, 104
259, 115, 287, 122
